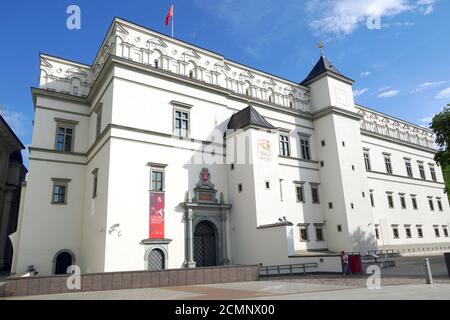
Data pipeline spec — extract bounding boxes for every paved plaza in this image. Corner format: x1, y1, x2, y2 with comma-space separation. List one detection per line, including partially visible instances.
1, 254, 449, 300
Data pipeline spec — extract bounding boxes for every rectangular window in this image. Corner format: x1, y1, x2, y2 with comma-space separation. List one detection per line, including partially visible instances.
299, 226, 309, 241
430, 166, 437, 182
315, 227, 324, 241
311, 185, 320, 204
51, 178, 70, 204
405, 161, 413, 178
405, 227, 412, 239
92, 169, 98, 199
387, 194, 394, 208
364, 151, 371, 171
392, 227, 399, 239
96, 106, 102, 139
400, 194, 406, 209
151, 170, 164, 191
417, 227, 423, 238
428, 198, 434, 211
443, 227, 449, 238
238, 184, 243, 193
337, 225, 343, 232
279, 135, 290, 157
299, 136, 311, 161
375, 227, 380, 240
265, 181, 270, 189
437, 198, 443, 211
411, 196, 418, 210
384, 155, 393, 175
295, 184, 304, 202
174, 109, 189, 138
419, 163, 426, 180
434, 227, 440, 238
55, 125, 74, 152
370, 190, 375, 207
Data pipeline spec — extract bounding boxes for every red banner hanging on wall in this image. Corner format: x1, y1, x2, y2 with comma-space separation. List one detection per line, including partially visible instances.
149, 192, 165, 239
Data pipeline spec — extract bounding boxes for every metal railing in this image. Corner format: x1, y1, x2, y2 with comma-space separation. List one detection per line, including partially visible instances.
259, 263, 318, 277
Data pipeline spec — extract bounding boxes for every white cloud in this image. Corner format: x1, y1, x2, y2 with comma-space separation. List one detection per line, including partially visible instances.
3, 108, 28, 137
435, 87, 450, 99
411, 81, 447, 94
306, 0, 437, 37
354, 88, 369, 97
419, 116, 433, 124
378, 86, 392, 92
377, 89, 400, 98
361, 71, 371, 77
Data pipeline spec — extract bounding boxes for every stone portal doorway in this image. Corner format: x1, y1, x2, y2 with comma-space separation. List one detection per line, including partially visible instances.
194, 221, 217, 267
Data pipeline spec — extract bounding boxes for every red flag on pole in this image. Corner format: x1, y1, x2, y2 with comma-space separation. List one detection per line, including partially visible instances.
165, 4, 173, 26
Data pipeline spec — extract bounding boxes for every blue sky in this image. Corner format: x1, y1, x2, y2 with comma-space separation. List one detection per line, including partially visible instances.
1, 0, 450, 167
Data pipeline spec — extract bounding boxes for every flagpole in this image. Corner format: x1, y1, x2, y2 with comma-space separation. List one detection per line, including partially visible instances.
172, 6, 174, 38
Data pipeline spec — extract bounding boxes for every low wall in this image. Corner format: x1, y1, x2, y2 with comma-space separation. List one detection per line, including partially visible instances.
4, 265, 259, 298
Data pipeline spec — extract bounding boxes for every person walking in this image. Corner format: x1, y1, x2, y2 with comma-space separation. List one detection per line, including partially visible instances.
341, 251, 352, 277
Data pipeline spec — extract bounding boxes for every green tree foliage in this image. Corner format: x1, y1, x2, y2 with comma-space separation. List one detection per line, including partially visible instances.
430, 105, 450, 197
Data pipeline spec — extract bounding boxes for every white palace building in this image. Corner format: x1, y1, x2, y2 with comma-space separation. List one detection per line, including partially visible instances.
10, 18, 450, 276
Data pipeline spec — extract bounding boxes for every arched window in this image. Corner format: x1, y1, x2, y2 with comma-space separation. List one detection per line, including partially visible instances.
147, 249, 165, 270
187, 61, 197, 79
53, 250, 75, 275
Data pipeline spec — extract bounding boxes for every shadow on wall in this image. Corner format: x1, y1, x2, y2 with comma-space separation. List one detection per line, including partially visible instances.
349, 227, 378, 254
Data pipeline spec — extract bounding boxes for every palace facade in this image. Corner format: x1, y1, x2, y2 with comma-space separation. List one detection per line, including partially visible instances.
10, 18, 450, 276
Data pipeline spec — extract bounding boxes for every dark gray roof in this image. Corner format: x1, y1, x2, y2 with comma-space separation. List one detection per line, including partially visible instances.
227, 106, 276, 131
301, 55, 353, 86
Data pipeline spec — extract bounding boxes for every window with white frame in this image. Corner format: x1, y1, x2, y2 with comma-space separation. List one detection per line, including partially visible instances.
311, 184, 320, 204
392, 226, 399, 239
151, 170, 164, 192
315, 225, 324, 241
437, 198, 443, 211
430, 166, 437, 182
387, 193, 394, 208
370, 190, 375, 207
411, 195, 418, 210
434, 226, 440, 238
375, 226, 380, 240
400, 194, 406, 209
384, 154, 393, 175
443, 226, 449, 238
417, 226, 423, 238
174, 108, 190, 138
92, 169, 98, 199
428, 197, 435, 211
51, 178, 71, 204
363, 150, 371, 171
405, 159, 413, 178
295, 183, 305, 203
279, 134, 290, 157
405, 226, 412, 239
55, 119, 77, 152
299, 224, 309, 241
299, 135, 311, 160
418, 162, 426, 180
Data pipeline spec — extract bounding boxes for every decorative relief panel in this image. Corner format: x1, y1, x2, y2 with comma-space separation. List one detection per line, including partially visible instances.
357, 108, 435, 149
39, 20, 311, 113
